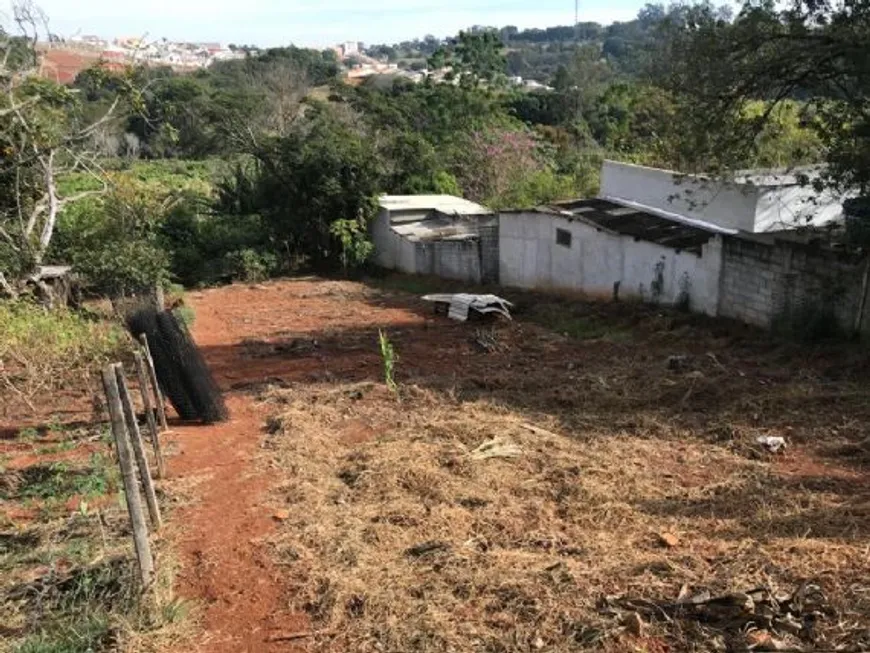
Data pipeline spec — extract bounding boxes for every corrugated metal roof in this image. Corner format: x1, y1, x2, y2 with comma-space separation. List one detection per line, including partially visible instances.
392, 214, 480, 242
379, 194, 492, 216
548, 198, 721, 255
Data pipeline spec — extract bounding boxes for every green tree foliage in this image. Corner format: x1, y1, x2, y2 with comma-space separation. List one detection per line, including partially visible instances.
219, 105, 382, 271
51, 175, 172, 296
588, 83, 681, 167
454, 126, 574, 208
660, 0, 869, 191
428, 30, 507, 87
77, 46, 339, 160
127, 73, 216, 158
1, 21, 136, 290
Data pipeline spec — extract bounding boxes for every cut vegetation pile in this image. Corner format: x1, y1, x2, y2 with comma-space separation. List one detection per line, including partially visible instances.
257, 286, 870, 653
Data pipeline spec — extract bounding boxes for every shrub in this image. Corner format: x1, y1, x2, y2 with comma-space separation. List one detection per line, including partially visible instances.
241, 106, 382, 272
453, 126, 576, 208
223, 248, 278, 282
52, 175, 173, 297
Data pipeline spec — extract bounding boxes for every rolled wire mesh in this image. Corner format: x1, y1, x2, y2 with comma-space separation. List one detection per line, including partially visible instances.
125, 306, 228, 424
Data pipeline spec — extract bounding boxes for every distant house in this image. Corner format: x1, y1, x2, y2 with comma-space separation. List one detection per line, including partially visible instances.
373, 195, 498, 284
341, 41, 359, 58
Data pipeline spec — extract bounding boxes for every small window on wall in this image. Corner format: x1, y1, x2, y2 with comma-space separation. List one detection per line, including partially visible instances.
556, 228, 572, 248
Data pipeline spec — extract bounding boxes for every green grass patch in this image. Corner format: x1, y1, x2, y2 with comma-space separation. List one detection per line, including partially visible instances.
0, 303, 124, 362
58, 159, 221, 199
13, 613, 114, 653
35, 441, 77, 456
2, 471, 186, 652
9, 558, 135, 653
0, 455, 117, 503
367, 273, 467, 297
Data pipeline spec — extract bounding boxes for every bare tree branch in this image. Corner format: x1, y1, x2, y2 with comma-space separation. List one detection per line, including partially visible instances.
1, 1, 132, 277
0, 271, 17, 297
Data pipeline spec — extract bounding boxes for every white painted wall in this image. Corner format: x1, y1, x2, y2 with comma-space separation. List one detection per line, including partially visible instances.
601, 160, 845, 233
371, 208, 417, 274
601, 161, 759, 232
754, 185, 843, 231
499, 212, 723, 315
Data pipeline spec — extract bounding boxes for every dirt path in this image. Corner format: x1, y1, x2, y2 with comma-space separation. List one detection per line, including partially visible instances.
166, 280, 421, 652
168, 287, 303, 652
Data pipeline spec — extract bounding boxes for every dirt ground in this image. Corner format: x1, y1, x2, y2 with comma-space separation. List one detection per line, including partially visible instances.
3, 276, 870, 653
165, 277, 870, 653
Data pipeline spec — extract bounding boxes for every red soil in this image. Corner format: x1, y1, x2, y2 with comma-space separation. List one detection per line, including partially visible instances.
167, 280, 426, 652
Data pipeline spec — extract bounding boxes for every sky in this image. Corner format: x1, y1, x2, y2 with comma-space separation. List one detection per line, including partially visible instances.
18, 0, 644, 48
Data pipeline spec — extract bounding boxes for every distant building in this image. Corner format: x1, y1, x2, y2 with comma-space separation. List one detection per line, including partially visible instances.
69, 34, 106, 47
373, 195, 498, 284
371, 160, 862, 334
114, 36, 143, 49
523, 79, 552, 91
341, 41, 359, 58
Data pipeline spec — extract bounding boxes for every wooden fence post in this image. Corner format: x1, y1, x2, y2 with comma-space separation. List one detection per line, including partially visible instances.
101, 366, 154, 587
154, 283, 165, 311
138, 333, 168, 431
133, 351, 166, 479
115, 363, 162, 530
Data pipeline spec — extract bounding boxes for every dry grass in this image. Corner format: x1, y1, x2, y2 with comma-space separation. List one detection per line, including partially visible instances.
0, 428, 193, 653
256, 299, 870, 653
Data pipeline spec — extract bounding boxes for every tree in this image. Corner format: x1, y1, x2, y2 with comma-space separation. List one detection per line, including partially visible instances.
51, 175, 173, 296
235, 105, 383, 271
428, 30, 507, 88
0, 2, 129, 294
562, 44, 613, 121
588, 82, 681, 167
127, 73, 214, 158
453, 126, 573, 208
660, 0, 870, 193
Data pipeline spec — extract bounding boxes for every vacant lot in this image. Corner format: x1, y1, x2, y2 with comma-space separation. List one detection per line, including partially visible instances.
3, 276, 869, 653
230, 277, 870, 653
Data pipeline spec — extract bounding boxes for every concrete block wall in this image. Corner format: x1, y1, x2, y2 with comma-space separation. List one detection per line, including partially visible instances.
719, 235, 868, 332
478, 220, 500, 284
783, 244, 865, 333
718, 238, 782, 326
415, 239, 482, 283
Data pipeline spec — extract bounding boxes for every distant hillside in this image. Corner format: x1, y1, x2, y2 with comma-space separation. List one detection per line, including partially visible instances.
364, 7, 676, 83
